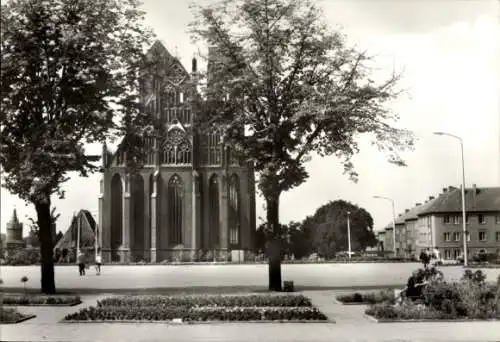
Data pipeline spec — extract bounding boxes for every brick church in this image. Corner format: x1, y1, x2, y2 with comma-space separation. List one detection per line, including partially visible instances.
98, 41, 256, 263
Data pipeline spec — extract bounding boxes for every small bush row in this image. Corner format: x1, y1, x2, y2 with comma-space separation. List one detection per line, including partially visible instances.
64, 305, 327, 322
2, 294, 81, 306
97, 294, 312, 308
0, 307, 30, 323
337, 290, 395, 305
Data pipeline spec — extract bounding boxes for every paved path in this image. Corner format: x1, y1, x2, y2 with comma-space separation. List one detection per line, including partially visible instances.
2, 291, 500, 342
2, 263, 499, 291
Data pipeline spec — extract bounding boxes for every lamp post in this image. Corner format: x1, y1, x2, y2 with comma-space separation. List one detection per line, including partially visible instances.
374, 196, 397, 256
347, 211, 352, 260
433, 131, 468, 267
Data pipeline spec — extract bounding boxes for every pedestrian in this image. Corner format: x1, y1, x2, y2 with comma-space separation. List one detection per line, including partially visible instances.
77, 250, 86, 276
95, 248, 102, 275
419, 248, 430, 268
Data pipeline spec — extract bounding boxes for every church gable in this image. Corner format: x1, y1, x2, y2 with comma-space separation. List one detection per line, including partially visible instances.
108, 41, 194, 168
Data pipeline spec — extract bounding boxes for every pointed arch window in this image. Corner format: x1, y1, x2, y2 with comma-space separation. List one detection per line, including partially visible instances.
209, 174, 220, 248
228, 174, 240, 245
201, 130, 222, 165
162, 129, 192, 165
168, 175, 183, 245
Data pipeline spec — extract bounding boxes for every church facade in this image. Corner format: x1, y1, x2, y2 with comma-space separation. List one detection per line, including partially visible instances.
98, 41, 256, 263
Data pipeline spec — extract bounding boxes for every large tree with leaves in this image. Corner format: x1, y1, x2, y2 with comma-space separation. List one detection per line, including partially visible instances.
190, 0, 414, 291
311, 200, 377, 259
0, 0, 152, 293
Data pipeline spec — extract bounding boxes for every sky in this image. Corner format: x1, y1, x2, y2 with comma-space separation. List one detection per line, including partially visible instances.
1, 0, 499, 237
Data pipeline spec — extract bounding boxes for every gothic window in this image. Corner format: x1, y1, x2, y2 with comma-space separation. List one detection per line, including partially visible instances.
229, 148, 240, 166
209, 175, 220, 248
201, 130, 222, 165
161, 129, 192, 165
145, 137, 155, 165
228, 174, 240, 245
168, 175, 183, 245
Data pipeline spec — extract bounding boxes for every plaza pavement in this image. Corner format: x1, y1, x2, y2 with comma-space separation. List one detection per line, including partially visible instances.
1, 291, 500, 342
2, 263, 500, 292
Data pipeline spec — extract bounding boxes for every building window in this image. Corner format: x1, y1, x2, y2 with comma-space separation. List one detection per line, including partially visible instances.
168, 175, 183, 246
453, 232, 460, 241
162, 129, 192, 165
466, 232, 470, 242
453, 215, 460, 225
453, 249, 461, 259
444, 232, 451, 242
228, 174, 240, 246
496, 232, 500, 242
478, 214, 486, 224
444, 249, 451, 260
208, 175, 220, 248
495, 215, 500, 224
443, 215, 451, 224
201, 130, 222, 165
479, 231, 487, 242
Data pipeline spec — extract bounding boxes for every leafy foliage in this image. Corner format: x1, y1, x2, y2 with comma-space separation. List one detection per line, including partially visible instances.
190, 0, 413, 291
0, 0, 152, 293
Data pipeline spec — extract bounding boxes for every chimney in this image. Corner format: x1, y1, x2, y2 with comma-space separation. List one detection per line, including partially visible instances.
405, 209, 410, 213
442, 188, 447, 193
472, 184, 477, 207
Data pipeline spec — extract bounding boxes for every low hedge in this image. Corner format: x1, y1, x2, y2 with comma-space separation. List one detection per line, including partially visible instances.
2, 294, 81, 306
98, 294, 312, 308
337, 290, 395, 305
0, 307, 32, 323
64, 306, 327, 322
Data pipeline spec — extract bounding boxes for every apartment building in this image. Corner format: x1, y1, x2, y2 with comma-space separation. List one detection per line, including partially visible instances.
391, 185, 500, 260
418, 185, 500, 259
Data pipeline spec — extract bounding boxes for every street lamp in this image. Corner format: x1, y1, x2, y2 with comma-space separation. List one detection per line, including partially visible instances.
347, 211, 352, 260
433, 131, 468, 267
373, 196, 397, 256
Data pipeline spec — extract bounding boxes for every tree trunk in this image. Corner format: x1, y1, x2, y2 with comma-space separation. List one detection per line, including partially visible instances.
266, 194, 282, 292
34, 200, 56, 294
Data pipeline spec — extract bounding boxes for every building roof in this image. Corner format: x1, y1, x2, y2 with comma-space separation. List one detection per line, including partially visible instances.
419, 186, 500, 215
54, 210, 97, 250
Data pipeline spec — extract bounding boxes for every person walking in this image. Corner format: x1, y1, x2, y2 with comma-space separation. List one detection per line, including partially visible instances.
419, 248, 430, 268
95, 248, 102, 275
77, 251, 86, 276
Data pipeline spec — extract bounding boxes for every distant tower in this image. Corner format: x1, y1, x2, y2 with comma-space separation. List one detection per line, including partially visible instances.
6, 209, 25, 250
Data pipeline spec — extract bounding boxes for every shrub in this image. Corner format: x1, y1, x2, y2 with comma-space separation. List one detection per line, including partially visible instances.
337, 290, 395, 304
461, 269, 486, 285
2, 294, 81, 306
366, 302, 443, 320
4, 249, 40, 265
0, 307, 30, 323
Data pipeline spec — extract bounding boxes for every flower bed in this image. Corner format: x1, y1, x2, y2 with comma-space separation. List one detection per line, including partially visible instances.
65, 294, 327, 322
2, 294, 81, 306
64, 306, 327, 322
0, 307, 36, 323
365, 268, 500, 321
336, 290, 395, 305
97, 294, 312, 308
